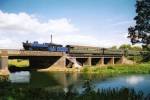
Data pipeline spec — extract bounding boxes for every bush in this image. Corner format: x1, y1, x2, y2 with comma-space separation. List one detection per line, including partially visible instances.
107, 66, 114, 69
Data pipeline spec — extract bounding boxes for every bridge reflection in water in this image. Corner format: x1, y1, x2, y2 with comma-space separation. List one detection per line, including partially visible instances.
9, 71, 81, 92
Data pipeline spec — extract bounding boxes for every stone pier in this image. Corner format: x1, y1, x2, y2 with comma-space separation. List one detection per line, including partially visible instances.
0, 51, 9, 75
72, 56, 123, 67
76, 57, 92, 66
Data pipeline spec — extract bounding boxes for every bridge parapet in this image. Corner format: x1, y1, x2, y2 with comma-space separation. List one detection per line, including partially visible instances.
0, 50, 64, 57
10, 51, 64, 56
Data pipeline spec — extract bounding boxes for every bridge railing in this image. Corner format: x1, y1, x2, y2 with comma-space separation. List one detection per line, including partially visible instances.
0, 49, 64, 56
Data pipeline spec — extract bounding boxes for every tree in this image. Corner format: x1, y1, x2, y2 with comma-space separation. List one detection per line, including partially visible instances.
119, 44, 131, 50
128, 0, 150, 46
110, 46, 117, 49
131, 46, 142, 51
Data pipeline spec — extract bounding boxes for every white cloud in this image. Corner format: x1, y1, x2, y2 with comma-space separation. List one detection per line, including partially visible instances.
0, 11, 78, 34
0, 11, 79, 49
0, 11, 131, 49
0, 38, 20, 49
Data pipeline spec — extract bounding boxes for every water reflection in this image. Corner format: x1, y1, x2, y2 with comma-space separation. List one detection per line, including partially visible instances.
95, 74, 150, 95
9, 71, 30, 83
8, 71, 150, 95
126, 76, 144, 85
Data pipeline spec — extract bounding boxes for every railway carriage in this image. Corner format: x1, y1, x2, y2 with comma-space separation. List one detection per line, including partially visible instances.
66, 45, 102, 54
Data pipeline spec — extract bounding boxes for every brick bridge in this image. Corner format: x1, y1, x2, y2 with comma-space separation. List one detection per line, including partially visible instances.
0, 49, 124, 73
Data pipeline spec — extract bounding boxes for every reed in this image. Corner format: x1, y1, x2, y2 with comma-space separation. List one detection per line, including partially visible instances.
82, 64, 150, 75
0, 80, 149, 100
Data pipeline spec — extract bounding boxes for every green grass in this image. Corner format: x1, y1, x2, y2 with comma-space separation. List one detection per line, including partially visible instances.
8, 59, 29, 67
81, 64, 150, 75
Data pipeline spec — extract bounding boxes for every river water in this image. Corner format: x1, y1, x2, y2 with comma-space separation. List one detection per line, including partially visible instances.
8, 71, 150, 95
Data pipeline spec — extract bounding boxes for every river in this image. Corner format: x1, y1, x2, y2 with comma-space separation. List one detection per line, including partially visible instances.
8, 71, 150, 95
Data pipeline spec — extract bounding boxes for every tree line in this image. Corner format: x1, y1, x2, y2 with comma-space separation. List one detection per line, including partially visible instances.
110, 44, 143, 51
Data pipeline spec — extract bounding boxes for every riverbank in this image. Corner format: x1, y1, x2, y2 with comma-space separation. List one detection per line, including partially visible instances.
0, 69, 10, 75
81, 63, 150, 75
39, 63, 150, 75
0, 69, 9, 80
0, 85, 149, 100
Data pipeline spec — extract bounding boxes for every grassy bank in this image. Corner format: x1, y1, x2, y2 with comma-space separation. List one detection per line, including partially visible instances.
81, 64, 150, 75
8, 60, 29, 67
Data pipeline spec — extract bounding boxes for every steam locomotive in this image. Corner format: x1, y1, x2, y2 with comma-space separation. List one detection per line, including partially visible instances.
23, 41, 68, 52
23, 41, 144, 56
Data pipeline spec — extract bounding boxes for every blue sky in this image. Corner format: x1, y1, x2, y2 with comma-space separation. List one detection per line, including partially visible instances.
0, 0, 136, 49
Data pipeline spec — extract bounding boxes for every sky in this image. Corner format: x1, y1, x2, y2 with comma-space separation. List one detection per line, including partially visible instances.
0, 0, 136, 49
